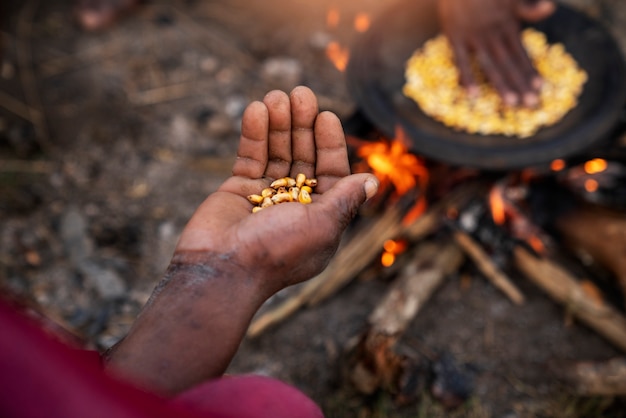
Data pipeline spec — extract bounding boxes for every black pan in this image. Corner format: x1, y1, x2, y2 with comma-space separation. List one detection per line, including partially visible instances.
345, 0, 626, 170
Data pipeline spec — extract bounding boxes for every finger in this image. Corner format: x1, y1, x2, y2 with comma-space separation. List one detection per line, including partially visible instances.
232, 101, 269, 179
263, 90, 293, 179
486, 32, 533, 104
289, 86, 319, 179
476, 37, 518, 106
502, 27, 542, 106
316, 173, 379, 231
450, 38, 479, 96
312, 111, 350, 192
515, 0, 555, 22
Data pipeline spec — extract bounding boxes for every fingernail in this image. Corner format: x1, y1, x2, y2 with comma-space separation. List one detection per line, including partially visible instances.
466, 85, 479, 98
523, 92, 539, 108
503, 92, 518, 107
364, 178, 379, 201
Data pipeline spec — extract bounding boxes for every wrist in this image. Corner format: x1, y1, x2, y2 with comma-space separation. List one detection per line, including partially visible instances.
104, 251, 269, 395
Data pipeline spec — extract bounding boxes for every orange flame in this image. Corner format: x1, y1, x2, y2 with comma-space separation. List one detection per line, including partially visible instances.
550, 159, 566, 172
325, 41, 349, 72
356, 127, 428, 196
381, 239, 408, 267
489, 185, 506, 225
527, 235, 545, 254
584, 158, 607, 174
354, 13, 370, 32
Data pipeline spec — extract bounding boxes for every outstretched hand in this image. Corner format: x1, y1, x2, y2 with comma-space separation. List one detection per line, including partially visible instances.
175, 86, 378, 295
104, 86, 378, 395
438, 0, 555, 107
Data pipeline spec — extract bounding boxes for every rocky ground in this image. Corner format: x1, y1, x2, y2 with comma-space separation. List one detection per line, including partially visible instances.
1, 0, 626, 417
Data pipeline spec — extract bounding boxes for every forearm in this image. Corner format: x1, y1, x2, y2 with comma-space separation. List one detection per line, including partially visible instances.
103, 253, 268, 396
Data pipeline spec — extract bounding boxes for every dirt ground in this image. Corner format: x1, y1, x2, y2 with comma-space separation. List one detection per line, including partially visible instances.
1, 0, 626, 417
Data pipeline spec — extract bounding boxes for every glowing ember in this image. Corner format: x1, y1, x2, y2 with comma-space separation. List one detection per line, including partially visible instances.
381, 239, 408, 267
325, 41, 349, 72
584, 158, 607, 174
356, 128, 428, 196
550, 159, 566, 172
584, 178, 599, 192
489, 185, 506, 225
354, 12, 370, 32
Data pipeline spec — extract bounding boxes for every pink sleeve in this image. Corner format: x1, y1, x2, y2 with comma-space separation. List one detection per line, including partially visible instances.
0, 298, 323, 418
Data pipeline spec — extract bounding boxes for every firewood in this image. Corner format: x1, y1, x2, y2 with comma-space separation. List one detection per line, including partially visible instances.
349, 239, 464, 394
453, 230, 525, 305
247, 181, 484, 338
561, 357, 626, 396
514, 246, 626, 353
555, 204, 626, 306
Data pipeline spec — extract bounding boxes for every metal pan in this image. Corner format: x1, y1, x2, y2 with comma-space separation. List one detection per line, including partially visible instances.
345, 0, 626, 170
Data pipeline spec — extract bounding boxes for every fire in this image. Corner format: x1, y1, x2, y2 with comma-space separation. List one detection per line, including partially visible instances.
356, 128, 428, 196
354, 13, 370, 32
583, 158, 607, 174
325, 41, 349, 72
550, 159, 566, 172
381, 239, 408, 267
584, 179, 599, 193
489, 184, 506, 225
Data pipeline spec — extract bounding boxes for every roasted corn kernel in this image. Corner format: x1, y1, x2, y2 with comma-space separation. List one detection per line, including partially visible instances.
249, 173, 317, 212
402, 28, 588, 138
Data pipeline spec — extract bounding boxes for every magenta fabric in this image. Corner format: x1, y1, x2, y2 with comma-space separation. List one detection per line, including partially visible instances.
0, 299, 324, 418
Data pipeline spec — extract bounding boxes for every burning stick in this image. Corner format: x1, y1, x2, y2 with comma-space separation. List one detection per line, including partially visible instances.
349, 239, 464, 394
453, 230, 525, 305
514, 246, 626, 353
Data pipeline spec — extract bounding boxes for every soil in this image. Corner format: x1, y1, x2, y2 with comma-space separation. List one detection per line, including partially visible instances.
1, 0, 626, 417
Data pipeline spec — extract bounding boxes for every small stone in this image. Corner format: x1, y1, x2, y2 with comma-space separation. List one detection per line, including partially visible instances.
260, 57, 303, 91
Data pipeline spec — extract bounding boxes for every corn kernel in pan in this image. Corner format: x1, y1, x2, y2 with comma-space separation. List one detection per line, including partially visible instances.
402, 28, 588, 138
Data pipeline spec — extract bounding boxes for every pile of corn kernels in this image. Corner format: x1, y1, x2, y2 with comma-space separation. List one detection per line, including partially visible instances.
247, 173, 317, 213
403, 28, 588, 138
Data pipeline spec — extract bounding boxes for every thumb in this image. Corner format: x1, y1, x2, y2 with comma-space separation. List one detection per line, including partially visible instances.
317, 173, 379, 229
515, 0, 555, 22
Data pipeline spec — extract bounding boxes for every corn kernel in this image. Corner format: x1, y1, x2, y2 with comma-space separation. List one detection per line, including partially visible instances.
402, 28, 587, 138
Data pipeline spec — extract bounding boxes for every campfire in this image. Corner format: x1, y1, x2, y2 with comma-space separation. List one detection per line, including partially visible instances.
247, 2, 626, 407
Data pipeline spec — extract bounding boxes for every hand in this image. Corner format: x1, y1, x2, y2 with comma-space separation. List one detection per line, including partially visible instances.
175, 85, 379, 295
104, 86, 379, 395
437, 0, 555, 107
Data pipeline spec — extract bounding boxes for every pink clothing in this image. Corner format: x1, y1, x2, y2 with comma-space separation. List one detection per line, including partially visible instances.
0, 299, 323, 418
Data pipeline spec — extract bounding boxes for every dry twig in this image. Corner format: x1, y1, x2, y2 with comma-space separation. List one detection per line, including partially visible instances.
454, 230, 525, 305
514, 246, 626, 352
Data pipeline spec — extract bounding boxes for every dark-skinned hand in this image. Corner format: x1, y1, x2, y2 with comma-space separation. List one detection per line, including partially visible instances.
438, 0, 555, 107
104, 86, 379, 396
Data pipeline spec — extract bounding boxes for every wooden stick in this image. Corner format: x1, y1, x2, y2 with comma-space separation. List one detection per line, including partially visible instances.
454, 230, 525, 305
514, 246, 626, 353
0, 159, 56, 174
16, 0, 52, 153
0, 90, 41, 123
350, 239, 464, 394
562, 358, 626, 396
368, 240, 464, 335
